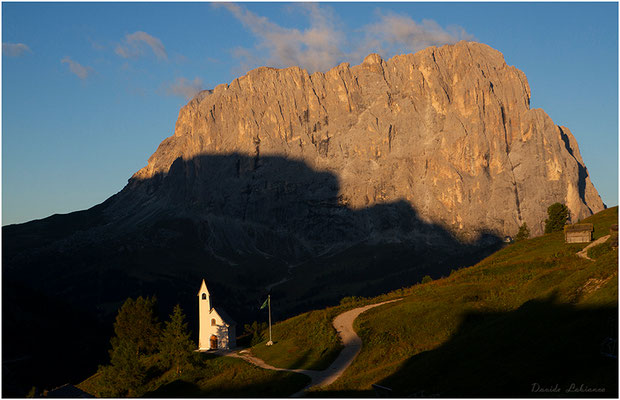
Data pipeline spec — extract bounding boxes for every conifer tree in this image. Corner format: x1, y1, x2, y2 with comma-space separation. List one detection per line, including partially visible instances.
98, 296, 160, 396
159, 304, 195, 376
544, 203, 570, 233
111, 296, 161, 356
100, 340, 146, 397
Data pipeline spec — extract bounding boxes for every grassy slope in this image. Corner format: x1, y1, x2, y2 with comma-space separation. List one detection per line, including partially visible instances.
314, 207, 618, 396
251, 208, 618, 386
250, 308, 345, 370
77, 352, 309, 398
78, 207, 617, 397
249, 293, 411, 370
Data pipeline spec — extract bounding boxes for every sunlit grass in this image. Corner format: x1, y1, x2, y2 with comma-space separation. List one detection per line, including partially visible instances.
315, 207, 617, 395
77, 352, 309, 397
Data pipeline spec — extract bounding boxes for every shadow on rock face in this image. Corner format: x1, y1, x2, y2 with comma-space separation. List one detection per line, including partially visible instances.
3, 153, 502, 396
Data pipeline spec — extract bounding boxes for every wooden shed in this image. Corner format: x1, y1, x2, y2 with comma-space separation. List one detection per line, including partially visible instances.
564, 223, 594, 243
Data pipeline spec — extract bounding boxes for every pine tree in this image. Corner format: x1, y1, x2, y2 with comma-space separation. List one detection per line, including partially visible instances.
544, 203, 570, 233
111, 296, 161, 356
515, 222, 530, 241
99, 296, 160, 396
159, 304, 195, 376
99, 340, 146, 397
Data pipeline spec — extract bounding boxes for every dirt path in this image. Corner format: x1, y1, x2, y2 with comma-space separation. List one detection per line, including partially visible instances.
223, 298, 402, 397
577, 235, 610, 261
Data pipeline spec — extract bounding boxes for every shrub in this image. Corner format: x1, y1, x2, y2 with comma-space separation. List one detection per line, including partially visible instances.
244, 321, 268, 346
340, 296, 364, 306
515, 223, 530, 241
421, 275, 433, 284
588, 241, 613, 260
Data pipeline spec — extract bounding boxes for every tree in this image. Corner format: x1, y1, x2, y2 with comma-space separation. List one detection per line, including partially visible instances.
111, 296, 161, 356
421, 275, 433, 284
515, 222, 530, 241
544, 203, 570, 233
99, 340, 146, 397
159, 304, 195, 376
26, 387, 37, 398
98, 296, 160, 397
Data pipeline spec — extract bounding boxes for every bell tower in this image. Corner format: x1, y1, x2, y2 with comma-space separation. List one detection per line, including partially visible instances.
198, 279, 211, 350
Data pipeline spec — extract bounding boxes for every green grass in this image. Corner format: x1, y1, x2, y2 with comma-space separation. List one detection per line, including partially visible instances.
77, 352, 309, 397
309, 207, 618, 397
78, 207, 618, 397
248, 290, 413, 371
584, 207, 618, 240
250, 308, 345, 370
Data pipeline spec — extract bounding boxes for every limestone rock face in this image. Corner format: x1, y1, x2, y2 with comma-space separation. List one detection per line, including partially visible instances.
117, 41, 603, 254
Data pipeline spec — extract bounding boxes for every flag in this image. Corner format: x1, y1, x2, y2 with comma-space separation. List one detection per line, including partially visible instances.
260, 296, 269, 310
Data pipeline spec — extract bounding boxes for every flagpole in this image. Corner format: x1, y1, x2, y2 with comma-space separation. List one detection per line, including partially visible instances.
267, 294, 273, 346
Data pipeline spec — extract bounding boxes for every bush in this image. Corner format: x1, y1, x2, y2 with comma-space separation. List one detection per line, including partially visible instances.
421, 275, 433, 284
340, 296, 364, 306
545, 203, 570, 233
244, 321, 268, 346
588, 241, 613, 260
515, 223, 530, 241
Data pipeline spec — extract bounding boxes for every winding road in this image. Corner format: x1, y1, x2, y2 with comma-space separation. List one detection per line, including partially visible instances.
224, 298, 402, 397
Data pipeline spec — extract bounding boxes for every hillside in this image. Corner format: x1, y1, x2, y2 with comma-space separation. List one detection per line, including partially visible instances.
75, 207, 616, 397
77, 352, 309, 398
251, 207, 618, 396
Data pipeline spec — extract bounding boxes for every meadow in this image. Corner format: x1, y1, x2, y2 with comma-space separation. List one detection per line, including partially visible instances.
78, 207, 617, 397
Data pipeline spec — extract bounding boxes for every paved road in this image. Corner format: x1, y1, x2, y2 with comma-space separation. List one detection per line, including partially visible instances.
223, 298, 402, 397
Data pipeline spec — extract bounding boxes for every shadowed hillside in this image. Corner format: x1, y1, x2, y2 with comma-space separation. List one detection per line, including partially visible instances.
308, 207, 618, 397
376, 297, 617, 397
212, 207, 616, 398
3, 153, 501, 396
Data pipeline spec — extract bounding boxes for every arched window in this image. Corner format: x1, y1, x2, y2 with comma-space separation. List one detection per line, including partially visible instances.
202, 293, 207, 300
211, 318, 216, 326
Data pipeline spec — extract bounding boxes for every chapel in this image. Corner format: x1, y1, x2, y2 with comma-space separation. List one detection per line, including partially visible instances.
198, 279, 237, 350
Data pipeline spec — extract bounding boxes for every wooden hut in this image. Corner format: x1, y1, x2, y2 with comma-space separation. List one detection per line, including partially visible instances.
564, 223, 594, 243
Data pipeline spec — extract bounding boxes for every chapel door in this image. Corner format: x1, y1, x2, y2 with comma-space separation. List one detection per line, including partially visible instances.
210, 335, 218, 350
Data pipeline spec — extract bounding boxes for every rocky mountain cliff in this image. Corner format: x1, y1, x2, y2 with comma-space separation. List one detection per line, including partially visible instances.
116, 41, 603, 249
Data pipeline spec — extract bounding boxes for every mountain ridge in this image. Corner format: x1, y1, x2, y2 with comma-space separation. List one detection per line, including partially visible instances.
117, 40, 602, 250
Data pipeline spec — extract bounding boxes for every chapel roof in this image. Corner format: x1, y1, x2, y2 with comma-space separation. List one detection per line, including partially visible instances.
212, 307, 237, 326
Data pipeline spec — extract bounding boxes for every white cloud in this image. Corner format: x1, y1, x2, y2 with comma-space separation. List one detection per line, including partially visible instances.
3, 42, 32, 57
166, 77, 204, 100
115, 31, 168, 60
218, 4, 474, 73
61, 57, 93, 80
362, 13, 475, 56
219, 3, 345, 73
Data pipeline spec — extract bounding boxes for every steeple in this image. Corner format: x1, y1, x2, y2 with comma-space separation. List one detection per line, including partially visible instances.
198, 279, 211, 311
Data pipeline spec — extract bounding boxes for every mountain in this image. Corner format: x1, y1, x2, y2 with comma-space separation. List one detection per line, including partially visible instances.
122, 40, 602, 246
2, 41, 605, 395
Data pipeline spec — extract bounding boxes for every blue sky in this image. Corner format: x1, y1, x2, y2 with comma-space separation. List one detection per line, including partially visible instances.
2, 2, 618, 225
